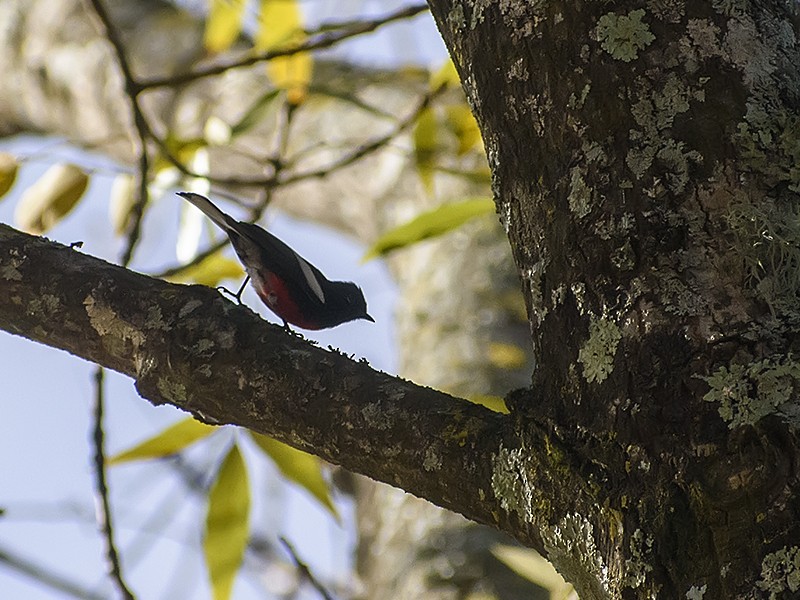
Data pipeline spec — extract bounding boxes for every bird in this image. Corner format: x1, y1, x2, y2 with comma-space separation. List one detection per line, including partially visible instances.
176, 192, 374, 330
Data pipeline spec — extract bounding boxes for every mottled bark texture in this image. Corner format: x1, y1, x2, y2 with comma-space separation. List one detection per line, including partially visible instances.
0, 1, 540, 598
2, 0, 799, 597
427, 0, 800, 598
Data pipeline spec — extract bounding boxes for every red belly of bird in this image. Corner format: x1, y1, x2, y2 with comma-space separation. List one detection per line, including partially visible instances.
253, 271, 319, 329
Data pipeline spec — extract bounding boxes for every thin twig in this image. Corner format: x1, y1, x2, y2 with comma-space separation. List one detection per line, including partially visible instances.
0, 543, 109, 600
138, 4, 430, 90
279, 537, 336, 600
279, 84, 446, 186
83, 0, 150, 267
91, 367, 136, 599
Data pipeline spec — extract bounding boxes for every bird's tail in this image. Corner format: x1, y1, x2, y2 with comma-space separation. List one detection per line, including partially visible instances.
176, 191, 235, 233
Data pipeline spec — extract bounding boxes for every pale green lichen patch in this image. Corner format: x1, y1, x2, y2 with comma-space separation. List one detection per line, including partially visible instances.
757, 546, 800, 599
595, 10, 655, 62
700, 358, 800, 428
542, 513, 613, 600
623, 528, 654, 589
686, 584, 707, 599
626, 73, 702, 189
569, 166, 593, 219
84, 295, 144, 347
491, 444, 536, 523
578, 317, 621, 384
179, 299, 203, 318
156, 377, 187, 403
423, 444, 442, 471
1, 263, 22, 280
734, 106, 800, 192
146, 305, 171, 331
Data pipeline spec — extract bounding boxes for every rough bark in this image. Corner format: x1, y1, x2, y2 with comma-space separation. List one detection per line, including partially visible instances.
0, 224, 520, 529
427, 0, 800, 598
0, 1, 537, 597
3, 0, 799, 598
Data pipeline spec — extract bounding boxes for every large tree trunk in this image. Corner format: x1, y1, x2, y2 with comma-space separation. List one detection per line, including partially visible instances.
427, 0, 800, 597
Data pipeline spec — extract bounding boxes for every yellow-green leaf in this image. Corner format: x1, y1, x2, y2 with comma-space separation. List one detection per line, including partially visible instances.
166, 251, 245, 287
205, 444, 250, 600
109, 418, 218, 465
204, 0, 246, 54
487, 342, 528, 371
155, 136, 206, 173
109, 173, 137, 236
430, 58, 461, 90
445, 104, 482, 155
256, 0, 313, 105
250, 433, 338, 519
0, 152, 19, 199
363, 198, 494, 261
15, 163, 88, 234
492, 545, 576, 600
230, 88, 282, 138
413, 106, 438, 191
467, 395, 509, 414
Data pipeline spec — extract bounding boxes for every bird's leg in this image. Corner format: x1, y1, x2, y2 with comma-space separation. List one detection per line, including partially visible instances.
217, 275, 250, 305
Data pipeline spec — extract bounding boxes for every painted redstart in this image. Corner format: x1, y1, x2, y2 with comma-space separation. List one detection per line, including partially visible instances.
177, 192, 374, 330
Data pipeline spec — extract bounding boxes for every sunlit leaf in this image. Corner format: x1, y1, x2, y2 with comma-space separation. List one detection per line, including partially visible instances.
413, 106, 438, 191
205, 444, 250, 600
250, 432, 339, 519
109, 418, 218, 465
467, 395, 509, 414
15, 163, 88, 234
256, 0, 313, 105
204, 0, 247, 54
445, 104, 482, 155
430, 58, 461, 90
230, 88, 282, 137
167, 251, 245, 287
487, 342, 528, 371
363, 198, 494, 261
109, 173, 137, 236
0, 152, 18, 199
492, 544, 576, 600
155, 136, 206, 173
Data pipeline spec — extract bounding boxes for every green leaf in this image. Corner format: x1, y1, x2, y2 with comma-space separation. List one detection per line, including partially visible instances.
166, 251, 245, 287
445, 104, 482, 155
0, 152, 18, 199
256, 0, 313, 105
250, 433, 339, 520
487, 342, 528, 371
491, 544, 576, 599
413, 106, 438, 191
205, 444, 250, 600
109, 173, 136, 236
363, 198, 495, 261
109, 418, 218, 465
230, 89, 282, 138
15, 163, 88, 234
204, 0, 246, 54
430, 58, 461, 90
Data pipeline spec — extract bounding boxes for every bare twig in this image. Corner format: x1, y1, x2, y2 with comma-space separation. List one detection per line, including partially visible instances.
91, 367, 136, 599
279, 537, 336, 600
83, 0, 151, 267
0, 543, 109, 600
279, 84, 445, 185
138, 4, 430, 90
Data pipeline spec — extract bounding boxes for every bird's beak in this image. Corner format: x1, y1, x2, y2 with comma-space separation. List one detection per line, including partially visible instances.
363, 313, 375, 323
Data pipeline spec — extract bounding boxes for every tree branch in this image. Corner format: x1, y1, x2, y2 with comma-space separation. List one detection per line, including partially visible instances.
0, 224, 549, 548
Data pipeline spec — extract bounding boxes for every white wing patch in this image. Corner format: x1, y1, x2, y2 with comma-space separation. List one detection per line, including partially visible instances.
296, 254, 326, 304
